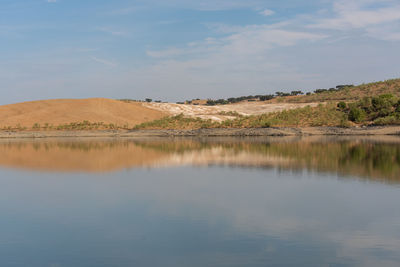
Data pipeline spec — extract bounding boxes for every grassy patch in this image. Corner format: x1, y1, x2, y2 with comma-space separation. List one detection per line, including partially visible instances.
231, 103, 345, 127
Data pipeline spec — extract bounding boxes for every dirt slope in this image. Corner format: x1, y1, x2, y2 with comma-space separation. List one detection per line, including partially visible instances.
0, 98, 166, 128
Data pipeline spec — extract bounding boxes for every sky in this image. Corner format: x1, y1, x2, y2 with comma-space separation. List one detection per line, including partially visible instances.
1, 0, 400, 104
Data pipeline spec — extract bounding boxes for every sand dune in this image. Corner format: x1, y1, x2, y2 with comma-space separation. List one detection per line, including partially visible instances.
0, 98, 166, 128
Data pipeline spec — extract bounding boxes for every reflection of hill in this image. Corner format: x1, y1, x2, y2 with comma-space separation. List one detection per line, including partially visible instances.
0, 140, 168, 172
0, 138, 399, 183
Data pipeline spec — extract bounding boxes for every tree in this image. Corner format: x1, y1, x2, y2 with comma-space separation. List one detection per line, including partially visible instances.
259, 95, 275, 101
145, 98, 152, 102
314, 89, 328, 94
290, 90, 303, 96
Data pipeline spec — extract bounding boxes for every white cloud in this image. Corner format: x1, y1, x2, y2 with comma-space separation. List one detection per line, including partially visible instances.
47, 0, 57, 3
260, 9, 275, 16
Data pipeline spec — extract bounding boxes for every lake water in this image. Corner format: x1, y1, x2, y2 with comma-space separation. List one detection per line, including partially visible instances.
0, 136, 399, 267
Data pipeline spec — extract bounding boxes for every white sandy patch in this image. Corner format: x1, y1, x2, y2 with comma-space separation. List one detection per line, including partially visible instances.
144, 102, 322, 121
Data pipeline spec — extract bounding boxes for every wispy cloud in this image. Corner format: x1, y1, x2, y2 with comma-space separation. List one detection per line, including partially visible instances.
259, 9, 275, 16
46, 0, 58, 3
148, 24, 326, 59
140, 22, 328, 99
308, 0, 400, 40
91, 56, 117, 67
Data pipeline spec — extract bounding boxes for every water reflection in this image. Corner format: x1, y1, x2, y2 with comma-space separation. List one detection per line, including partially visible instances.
0, 137, 400, 266
0, 137, 399, 182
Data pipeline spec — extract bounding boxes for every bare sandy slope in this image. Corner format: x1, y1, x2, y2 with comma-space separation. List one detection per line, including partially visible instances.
144, 101, 322, 121
0, 98, 166, 128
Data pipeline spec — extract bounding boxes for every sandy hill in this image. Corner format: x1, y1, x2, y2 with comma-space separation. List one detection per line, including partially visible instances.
0, 98, 167, 128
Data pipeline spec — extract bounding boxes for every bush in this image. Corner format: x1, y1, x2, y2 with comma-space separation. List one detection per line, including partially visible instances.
373, 116, 400, 125
348, 107, 365, 122
290, 91, 303, 96
260, 120, 271, 128
206, 99, 216, 106
259, 95, 275, 101
337, 101, 346, 110
314, 89, 328, 94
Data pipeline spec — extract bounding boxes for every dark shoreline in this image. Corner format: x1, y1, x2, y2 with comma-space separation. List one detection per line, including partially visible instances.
0, 126, 400, 139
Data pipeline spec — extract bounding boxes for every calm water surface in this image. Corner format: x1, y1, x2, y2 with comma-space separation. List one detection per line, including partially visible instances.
0, 137, 399, 267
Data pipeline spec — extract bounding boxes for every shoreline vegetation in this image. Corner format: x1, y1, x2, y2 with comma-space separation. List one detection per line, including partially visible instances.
1, 78, 400, 137
0, 126, 400, 139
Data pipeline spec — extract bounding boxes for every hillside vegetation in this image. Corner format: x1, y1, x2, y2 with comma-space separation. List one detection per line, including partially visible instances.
136, 93, 400, 129
191, 78, 400, 105
284, 78, 400, 103
135, 79, 400, 129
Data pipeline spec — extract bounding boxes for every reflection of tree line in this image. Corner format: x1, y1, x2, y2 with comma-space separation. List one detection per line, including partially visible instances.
133, 140, 400, 182
0, 139, 399, 182
0, 141, 131, 152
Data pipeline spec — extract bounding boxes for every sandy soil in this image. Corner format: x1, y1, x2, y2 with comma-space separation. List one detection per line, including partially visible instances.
144, 101, 322, 121
0, 98, 166, 128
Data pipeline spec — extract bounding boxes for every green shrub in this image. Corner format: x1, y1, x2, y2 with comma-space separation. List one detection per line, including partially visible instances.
395, 100, 400, 113
359, 97, 373, 113
348, 107, 365, 122
373, 116, 400, 125
337, 101, 346, 110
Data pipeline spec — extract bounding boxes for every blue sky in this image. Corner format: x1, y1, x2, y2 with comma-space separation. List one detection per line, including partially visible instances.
1, 0, 400, 104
